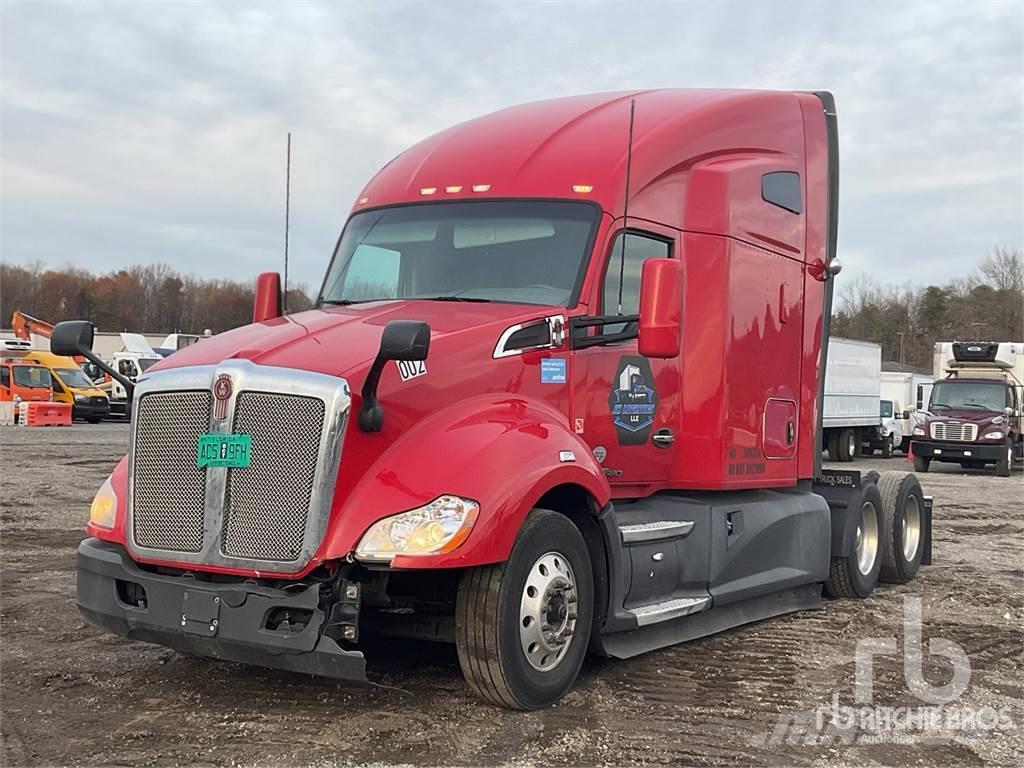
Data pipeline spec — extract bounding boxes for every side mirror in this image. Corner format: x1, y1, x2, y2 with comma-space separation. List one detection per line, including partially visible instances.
253, 272, 283, 323
902, 410, 910, 420
51, 320, 94, 357
359, 321, 431, 432
637, 258, 682, 359
379, 320, 431, 361
51, 320, 136, 411
1005, 406, 1014, 418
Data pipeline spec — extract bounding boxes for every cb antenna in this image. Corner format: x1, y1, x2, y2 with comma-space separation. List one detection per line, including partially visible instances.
617, 99, 636, 315
283, 131, 291, 313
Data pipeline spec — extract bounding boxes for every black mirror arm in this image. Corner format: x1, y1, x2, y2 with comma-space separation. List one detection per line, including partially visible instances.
358, 355, 387, 433
81, 349, 135, 402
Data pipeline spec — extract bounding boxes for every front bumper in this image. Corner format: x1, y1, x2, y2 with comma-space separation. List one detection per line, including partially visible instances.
912, 439, 1004, 463
72, 401, 110, 420
76, 538, 366, 681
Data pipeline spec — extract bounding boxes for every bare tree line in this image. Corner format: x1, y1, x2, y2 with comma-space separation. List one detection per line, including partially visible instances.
1, 262, 313, 335
832, 247, 1023, 369
2, 249, 1021, 357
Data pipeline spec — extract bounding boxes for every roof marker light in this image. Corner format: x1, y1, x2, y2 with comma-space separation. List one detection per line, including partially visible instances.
471, 184, 491, 193
445, 185, 463, 194
420, 187, 437, 196
357, 196, 369, 205
572, 184, 594, 194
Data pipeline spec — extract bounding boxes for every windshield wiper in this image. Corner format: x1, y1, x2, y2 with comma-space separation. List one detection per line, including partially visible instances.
931, 403, 950, 409
418, 295, 492, 303
320, 298, 382, 306
955, 403, 992, 409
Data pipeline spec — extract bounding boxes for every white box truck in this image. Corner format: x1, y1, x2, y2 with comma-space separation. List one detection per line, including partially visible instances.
823, 338, 900, 460
880, 370, 933, 452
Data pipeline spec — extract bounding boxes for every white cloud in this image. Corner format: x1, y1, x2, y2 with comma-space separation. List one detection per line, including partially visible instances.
1, 0, 1021, 291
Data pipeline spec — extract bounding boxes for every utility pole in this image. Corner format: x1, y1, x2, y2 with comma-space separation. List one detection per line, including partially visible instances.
897, 331, 905, 366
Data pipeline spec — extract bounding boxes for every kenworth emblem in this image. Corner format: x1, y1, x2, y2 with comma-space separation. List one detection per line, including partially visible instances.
213, 374, 233, 420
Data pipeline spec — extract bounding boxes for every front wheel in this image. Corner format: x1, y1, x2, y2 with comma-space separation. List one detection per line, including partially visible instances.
995, 440, 1013, 477
913, 453, 931, 473
881, 434, 895, 459
456, 509, 593, 710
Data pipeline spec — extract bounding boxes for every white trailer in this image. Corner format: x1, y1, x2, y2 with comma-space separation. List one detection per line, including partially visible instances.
880, 370, 933, 452
823, 338, 899, 461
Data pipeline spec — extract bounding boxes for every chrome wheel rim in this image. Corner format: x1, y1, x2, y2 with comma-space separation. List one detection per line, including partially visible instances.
519, 551, 577, 672
855, 501, 880, 576
902, 495, 921, 561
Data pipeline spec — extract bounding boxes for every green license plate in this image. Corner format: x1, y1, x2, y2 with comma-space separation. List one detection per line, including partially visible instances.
197, 433, 252, 468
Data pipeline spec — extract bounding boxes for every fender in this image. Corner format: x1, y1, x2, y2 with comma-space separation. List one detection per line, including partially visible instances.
319, 393, 611, 569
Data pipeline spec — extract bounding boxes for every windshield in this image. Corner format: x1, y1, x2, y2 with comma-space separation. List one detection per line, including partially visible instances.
929, 381, 1007, 412
319, 201, 599, 307
13, 365, 52, 388
56, 367, 95, 389
880, 401, 893, 418
138, 358, 160, 372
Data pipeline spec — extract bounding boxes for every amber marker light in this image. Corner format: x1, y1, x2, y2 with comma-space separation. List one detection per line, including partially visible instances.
572, 184, 594, 194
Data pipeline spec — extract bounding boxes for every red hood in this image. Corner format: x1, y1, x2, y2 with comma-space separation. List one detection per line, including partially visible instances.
151, 301, 560, 379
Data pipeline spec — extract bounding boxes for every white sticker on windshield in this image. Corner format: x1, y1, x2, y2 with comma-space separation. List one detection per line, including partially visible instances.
396, 360, 427, 382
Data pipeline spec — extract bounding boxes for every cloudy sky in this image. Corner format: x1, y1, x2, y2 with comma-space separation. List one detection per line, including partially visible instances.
2, 0, 1021, 294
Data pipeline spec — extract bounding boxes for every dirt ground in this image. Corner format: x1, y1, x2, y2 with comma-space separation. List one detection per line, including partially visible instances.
2, 423, 1021, 767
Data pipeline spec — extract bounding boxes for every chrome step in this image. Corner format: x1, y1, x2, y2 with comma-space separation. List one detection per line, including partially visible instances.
631, 596, 710, 626
618, 520, 694, 544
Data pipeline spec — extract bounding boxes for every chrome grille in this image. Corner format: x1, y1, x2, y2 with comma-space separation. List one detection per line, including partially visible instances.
133, 391, 210, 552
930, 422, 978, 442
222, 392, 325, 561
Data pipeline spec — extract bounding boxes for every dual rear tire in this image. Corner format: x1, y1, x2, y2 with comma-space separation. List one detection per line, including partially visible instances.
826, 471, 925, 599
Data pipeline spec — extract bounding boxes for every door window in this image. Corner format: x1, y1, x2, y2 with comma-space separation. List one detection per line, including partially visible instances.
0, 366, 9, 389
600, 232, 671, 333
119, 360, 138, 378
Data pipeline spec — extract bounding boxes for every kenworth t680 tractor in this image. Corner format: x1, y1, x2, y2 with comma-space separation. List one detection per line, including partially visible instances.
56, 89, 932, 709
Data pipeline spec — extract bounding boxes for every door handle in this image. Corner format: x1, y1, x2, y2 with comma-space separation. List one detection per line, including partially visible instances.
652, 429, 674, 448
786, 420, 795, 445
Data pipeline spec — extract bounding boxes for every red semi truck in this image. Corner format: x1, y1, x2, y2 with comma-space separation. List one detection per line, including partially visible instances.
56, 89, 932, 709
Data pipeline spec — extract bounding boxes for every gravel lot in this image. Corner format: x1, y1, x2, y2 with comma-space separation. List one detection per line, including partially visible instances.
2, 423, 1021, 767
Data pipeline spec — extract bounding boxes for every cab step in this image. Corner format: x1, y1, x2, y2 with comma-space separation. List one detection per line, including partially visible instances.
618, 520, 694, 543
630, 596, 710, 626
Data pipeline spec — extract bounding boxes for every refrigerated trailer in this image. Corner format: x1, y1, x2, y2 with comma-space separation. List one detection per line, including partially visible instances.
53, 89, 932, 710
823, 338, 900, 459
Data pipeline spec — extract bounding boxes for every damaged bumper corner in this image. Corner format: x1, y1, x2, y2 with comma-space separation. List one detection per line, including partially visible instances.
76, 537, 366, 681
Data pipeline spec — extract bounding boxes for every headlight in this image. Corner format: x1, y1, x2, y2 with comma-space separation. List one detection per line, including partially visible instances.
983, 431, 1004, 441
355, 496, 479, 562
913, 427, 926, 436
74, 394, 87, 402
89, 477, 117, 529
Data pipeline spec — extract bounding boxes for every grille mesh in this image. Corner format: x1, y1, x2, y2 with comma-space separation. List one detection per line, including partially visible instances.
222, 392, 324, 561
930, 422, 978, 442
133, 391, 210, 552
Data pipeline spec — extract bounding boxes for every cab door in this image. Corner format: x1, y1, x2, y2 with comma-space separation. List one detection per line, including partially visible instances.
575, 224, 682, 484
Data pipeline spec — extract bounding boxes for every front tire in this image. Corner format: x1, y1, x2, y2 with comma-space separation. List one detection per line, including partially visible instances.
838, 428, 857, 462
913, 453, 931, 473
881, 434, 895, 459
456, 509, 593, 710
995, 440, 1013, 477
